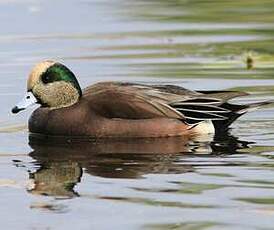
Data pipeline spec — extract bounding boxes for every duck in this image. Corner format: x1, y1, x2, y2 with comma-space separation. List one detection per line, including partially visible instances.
11, 60, 273, 138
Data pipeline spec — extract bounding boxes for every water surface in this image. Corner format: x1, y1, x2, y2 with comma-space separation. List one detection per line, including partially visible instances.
1, 0, 274, 229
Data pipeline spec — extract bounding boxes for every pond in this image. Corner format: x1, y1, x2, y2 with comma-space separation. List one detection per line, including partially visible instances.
1, 0, 274, 229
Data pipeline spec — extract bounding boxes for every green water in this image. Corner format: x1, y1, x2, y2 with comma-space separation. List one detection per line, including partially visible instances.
1, 0, 274, 229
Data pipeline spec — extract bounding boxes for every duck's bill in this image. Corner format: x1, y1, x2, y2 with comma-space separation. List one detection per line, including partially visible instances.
12, 91, 38, 114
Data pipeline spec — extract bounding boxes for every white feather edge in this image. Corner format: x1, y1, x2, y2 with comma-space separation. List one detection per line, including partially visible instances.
188, 120, 215, 135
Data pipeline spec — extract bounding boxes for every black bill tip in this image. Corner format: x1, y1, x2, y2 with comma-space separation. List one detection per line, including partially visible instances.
12, 106, 24, 114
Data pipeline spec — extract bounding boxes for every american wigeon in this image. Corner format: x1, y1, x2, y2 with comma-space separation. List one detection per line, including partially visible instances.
12, 60, 273, 138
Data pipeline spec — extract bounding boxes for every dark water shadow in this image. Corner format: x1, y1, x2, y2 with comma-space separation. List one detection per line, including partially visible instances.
25, 133, 251, 198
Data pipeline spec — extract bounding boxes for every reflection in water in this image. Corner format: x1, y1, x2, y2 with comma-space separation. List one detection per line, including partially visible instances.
28, 161, 82, 198
26, 133, 250, 198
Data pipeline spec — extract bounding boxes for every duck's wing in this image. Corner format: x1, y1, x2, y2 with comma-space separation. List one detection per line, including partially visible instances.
196, 90, 249, 101
169, 90, 250, 124
83, 82, 248, 124
83, 82, 184, 119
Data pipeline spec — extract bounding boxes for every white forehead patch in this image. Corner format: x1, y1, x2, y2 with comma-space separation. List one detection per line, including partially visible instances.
27, 60, 56, 90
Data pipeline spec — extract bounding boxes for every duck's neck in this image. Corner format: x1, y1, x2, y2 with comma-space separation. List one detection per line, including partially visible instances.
51, 83, 81, 109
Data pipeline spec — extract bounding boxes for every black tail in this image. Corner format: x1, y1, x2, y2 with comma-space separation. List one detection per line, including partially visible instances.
213, 100, 274, 134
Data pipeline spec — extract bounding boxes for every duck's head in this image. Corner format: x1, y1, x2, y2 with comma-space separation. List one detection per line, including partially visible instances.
12, 60, 82, 114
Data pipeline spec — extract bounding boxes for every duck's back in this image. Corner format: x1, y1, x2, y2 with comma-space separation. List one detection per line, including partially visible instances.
82, 82, 188, 120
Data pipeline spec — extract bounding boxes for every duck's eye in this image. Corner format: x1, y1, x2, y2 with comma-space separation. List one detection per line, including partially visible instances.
41, 73, 54, 84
